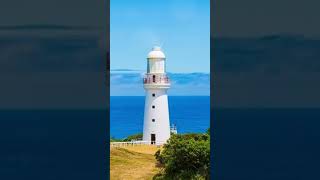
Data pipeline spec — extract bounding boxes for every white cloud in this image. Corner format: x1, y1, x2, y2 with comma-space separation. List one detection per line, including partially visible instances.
110, 71, 210, 96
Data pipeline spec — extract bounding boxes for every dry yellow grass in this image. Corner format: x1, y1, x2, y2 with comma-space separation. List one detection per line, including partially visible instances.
121, 145, 161, 155
110, 146, 161, 180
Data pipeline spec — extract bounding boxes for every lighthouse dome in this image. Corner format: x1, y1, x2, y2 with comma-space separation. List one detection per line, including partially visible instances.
147, 46, 165, 59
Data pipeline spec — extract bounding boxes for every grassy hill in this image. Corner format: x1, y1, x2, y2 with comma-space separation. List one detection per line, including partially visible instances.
110, 146, 161, 180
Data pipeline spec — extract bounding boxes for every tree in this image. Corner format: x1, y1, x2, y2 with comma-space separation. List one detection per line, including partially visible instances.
154, 130, 210, 179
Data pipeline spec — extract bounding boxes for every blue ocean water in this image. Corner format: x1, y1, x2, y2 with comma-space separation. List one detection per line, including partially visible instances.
2, 108, 320, 179
213, 108, 320, 180
0, 110, 107, 179
110, 96, 210, 139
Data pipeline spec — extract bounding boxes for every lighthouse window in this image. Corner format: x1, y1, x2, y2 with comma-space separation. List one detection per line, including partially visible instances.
152, 119, 155, 122
152, 93, 155, 97
152, 75, 156, 83
152, 105, 155, 109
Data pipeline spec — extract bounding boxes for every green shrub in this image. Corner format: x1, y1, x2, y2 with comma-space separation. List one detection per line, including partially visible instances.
123, 133, 143, 142
110, 136, 122, 142
154, 130, 210, 180
110, 133, 143, 142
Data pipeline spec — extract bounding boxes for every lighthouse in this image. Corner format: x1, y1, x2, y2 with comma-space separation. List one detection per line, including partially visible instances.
142, 46, 171, 145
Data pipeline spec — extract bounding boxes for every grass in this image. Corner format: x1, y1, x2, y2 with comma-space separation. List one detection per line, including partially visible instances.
121, 145, 161, 155
110, 146, 161, 180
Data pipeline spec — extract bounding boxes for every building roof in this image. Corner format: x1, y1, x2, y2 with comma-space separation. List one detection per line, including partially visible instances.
147, 46, 165, 59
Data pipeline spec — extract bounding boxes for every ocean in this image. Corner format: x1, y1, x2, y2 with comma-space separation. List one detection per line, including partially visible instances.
110, 96, 210, 139
1, 108, 320, 179
0, 110, 107, 179
213, 108, 320, 179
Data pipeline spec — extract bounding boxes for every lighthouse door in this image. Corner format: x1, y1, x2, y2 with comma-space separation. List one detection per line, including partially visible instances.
151, 134, 156, 144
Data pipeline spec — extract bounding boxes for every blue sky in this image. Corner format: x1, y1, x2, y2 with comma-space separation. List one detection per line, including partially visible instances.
110, 0, 210, 96
110, 0, 210, 73
2, 0, 319, 106
1, 30, 320, 106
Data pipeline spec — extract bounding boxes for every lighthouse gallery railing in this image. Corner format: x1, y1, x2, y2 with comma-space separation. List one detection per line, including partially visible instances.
143, 74, 170, 84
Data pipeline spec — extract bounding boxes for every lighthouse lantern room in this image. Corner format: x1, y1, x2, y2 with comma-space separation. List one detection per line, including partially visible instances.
143, 46, 171, 145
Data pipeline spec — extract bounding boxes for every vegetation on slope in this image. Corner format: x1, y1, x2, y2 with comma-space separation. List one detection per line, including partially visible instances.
154, 130, 210, 180
123, 133, 143, 142
110, 129, 210, 180
110, 133, 142, 142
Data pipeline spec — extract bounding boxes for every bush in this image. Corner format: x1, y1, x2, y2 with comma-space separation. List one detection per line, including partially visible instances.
110, 136, 122, 142
110, 133, 143, 142
123, 133, 143, 142
154, 130, 210, 180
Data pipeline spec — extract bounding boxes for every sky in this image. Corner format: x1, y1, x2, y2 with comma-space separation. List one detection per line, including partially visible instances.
213, 36, 320, 108
110, 0, 210, 73
0, 0, 320, 107
213, 0, 320, 38
211, 0, 320, 107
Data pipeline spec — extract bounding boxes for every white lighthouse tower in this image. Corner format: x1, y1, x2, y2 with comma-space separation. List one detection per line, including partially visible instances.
142, 46, 171, 145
